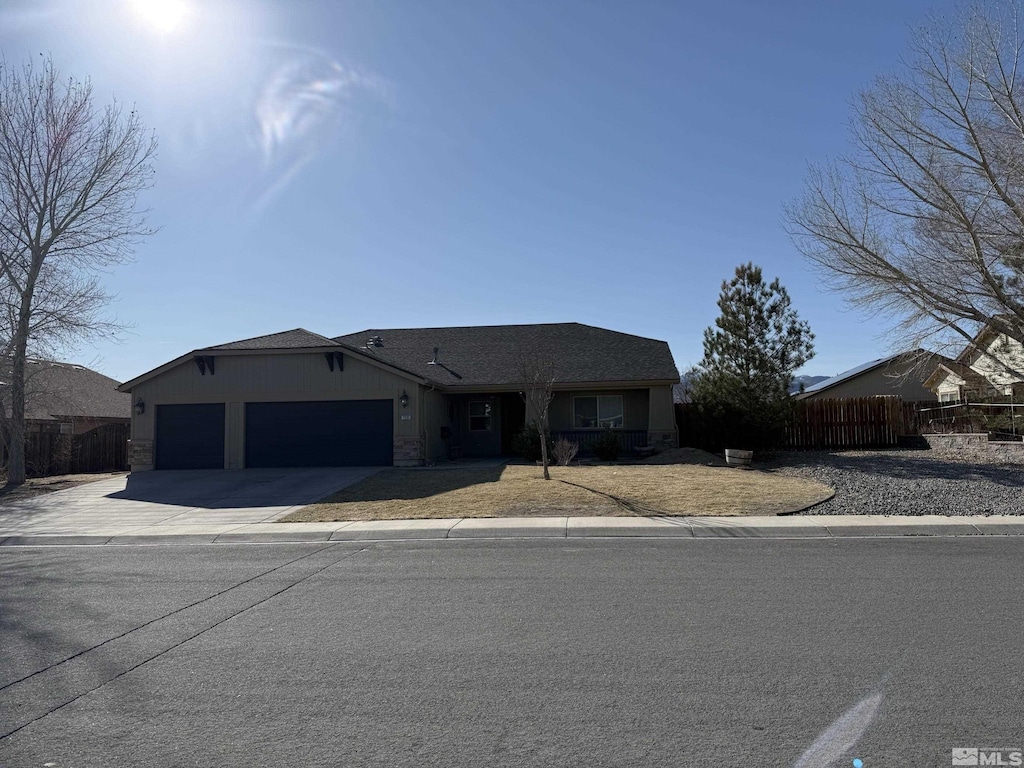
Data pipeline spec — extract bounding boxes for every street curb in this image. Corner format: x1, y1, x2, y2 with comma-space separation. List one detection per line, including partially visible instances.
3, 517, 1024, 546
448, 518, 568, 539
214, 530, 333, 544
0, 535, 112, 546
823, 523, 983, 537
690, 524, 833, 538
107, 534, 220, 545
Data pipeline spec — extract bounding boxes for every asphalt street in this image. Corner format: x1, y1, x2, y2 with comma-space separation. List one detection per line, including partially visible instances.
1, 538, 1022, 767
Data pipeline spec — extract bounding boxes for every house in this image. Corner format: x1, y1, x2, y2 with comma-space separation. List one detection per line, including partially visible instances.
925, 323, 1024, 402
795, 350, 944, 401
2, 358, 130, 435
117, 323, 680, 470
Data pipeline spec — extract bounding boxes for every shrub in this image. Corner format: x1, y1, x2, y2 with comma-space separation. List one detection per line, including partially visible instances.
512, 424, 553, 462
591, 430, 621, 461
685, 370, 794, 453
552, 438, 579, 466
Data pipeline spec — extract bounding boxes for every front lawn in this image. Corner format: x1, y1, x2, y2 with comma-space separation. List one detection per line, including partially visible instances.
281, 463, 833, 522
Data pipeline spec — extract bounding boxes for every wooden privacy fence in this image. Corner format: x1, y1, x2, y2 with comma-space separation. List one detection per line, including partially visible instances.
677, 396, 924, 451
7, 422, 129, 478
785, 397, 913, 449
68, 423, 131, 474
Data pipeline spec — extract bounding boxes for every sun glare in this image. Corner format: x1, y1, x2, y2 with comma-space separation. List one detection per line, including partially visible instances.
129, 0, 192, 35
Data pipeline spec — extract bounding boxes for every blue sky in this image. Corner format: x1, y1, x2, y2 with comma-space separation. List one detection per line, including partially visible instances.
1, 0, 941, 382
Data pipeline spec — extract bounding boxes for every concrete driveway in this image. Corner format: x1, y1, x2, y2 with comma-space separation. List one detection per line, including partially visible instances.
0, 468, 380, 538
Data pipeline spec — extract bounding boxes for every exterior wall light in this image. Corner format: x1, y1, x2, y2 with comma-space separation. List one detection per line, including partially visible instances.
400, 390, 410, 408
135, 398, 145, 415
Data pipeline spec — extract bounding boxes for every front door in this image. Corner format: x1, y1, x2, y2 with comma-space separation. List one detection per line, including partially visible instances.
500, 393, 526, 455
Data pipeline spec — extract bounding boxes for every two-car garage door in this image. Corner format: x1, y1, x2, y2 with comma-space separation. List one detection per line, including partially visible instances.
245, 400, 393, 468
154, 400, 393, 469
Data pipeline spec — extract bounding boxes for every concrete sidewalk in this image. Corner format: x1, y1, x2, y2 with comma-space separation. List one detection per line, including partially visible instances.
1, 513, 1023, 545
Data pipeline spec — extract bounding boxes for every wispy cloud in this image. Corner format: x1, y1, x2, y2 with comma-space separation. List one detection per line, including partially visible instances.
250, 45, 389, 211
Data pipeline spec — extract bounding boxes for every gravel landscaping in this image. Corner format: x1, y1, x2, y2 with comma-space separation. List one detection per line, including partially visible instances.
765, 450, 1024, 516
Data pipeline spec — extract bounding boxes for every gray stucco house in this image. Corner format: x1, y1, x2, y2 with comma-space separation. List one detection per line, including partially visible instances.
118, 323, 679, 470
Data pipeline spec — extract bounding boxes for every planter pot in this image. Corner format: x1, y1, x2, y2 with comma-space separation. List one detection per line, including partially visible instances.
724, 448, 753, 467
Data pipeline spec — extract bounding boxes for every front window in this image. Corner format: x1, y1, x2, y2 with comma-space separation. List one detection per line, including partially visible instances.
469, 401, 492, 431
573, 395, 624, 428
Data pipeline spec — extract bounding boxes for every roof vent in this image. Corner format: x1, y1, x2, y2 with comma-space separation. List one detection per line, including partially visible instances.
367, 335, 384, 348
427, 347, 439, 365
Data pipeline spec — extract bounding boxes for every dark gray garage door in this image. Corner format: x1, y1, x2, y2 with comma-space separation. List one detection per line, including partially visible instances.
245, 400, 393, 468
155, 403, 225, 470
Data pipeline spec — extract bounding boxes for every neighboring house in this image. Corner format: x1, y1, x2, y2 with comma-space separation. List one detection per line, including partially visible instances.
1, 359, 130, 435
795, 350, 944, 401
117, 323, 680, 470
925, 323, 1024, 402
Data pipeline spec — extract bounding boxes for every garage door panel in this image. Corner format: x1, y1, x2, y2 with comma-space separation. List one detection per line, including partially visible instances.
245, 400, 393, 468
155, 403, 225, 470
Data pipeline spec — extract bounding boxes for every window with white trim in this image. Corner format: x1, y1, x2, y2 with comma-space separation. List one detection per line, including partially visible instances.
573, 395, 624, 429
469, 401, 492, 431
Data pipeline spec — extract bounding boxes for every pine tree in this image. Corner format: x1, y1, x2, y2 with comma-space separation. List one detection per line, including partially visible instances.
690, 263, 814, 450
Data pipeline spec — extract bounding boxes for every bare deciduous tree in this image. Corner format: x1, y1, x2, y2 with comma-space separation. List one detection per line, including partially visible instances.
0, 58, 156, 486
517, 351, 556, 480
785, 2, 1024, 376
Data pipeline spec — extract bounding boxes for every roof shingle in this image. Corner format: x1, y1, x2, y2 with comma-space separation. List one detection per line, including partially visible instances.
332, 323, 678, 387
203, 328, 339, 351
1, 360, 129, 421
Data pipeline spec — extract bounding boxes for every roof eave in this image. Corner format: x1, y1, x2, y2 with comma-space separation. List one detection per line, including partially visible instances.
423, 378, 679, 393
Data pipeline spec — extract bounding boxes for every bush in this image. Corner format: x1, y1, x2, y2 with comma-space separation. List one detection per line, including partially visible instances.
591, 430, 621, 461
552, 437, 579, 466
684, 370, 793, 453
512, 424, 554, 462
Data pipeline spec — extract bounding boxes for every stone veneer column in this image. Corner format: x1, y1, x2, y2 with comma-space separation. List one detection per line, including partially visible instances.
647, 430, 678, 450
393, 436, 425, 466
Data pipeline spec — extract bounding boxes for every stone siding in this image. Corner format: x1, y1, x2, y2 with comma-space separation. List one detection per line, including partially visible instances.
393, 435, 425, 467
648, 429, 678, 450
923, 432, 1024, 464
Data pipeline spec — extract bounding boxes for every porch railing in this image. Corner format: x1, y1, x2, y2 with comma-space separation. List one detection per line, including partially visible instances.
552, 430, 649, 455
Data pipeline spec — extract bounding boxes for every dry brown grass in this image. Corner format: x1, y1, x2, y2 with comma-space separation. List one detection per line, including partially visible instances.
282, 463, 833, 522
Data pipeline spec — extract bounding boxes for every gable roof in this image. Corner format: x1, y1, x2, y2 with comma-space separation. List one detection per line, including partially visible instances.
0, 359, 129, 421
924, 360, 994, 392
333, 323, 679, 388
797, 350, 935, 399
954, 315, 1024, 364
202, 328, 339, 351
119, 327, 427, 392
957, 325, 998, 365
